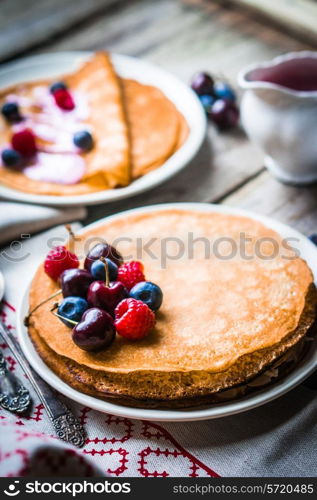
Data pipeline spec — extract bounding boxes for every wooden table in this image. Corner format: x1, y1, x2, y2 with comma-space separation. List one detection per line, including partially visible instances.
1, 0, 317, 234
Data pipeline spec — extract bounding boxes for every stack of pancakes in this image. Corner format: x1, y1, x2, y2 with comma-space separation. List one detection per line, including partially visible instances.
0, 52, 188, 195
28, 208, 317, 408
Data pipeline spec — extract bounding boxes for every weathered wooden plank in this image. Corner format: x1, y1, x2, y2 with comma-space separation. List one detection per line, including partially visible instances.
34, 0, 220, 57
2, 0, 315, 229
0, 0, 123, 62
41, 0, 312, 78
144, 3, 312, 82
86, 131, 264, 223
28, 0, 308, 218
222, 170, 317, 234
219, 0, 317, 46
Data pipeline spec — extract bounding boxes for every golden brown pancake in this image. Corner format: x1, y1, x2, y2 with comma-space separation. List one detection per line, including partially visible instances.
0, 52, 131, 195
126, 110, 189, 177
0, 53, 189, 196
121, 79, 188, 179
175, 111, 190, 149
68, 53, 130, 188
27, 208, 317, 407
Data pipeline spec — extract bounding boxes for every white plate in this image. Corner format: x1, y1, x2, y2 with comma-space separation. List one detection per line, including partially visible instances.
16, 203, 317, 421
0, 52, 206, 206
0, 270, 4, 301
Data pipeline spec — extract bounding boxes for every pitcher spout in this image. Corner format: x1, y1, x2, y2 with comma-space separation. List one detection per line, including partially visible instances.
238, 51, 317, 100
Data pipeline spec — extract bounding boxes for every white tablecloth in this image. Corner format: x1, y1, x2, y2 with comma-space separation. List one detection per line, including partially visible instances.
0, 224, 316, 477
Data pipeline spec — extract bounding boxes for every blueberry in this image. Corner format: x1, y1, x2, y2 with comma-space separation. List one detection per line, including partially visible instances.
308, 234, 317, 246
1, 149, 23, 169
213, 81, 236, 102
199, 94, 215, 113
57, 296, 89, 328
50, 81, 68, 93
73, 130, 94, 151
91, 258, 118, 282
1, 102, 23, 123
129, 281, 163, 311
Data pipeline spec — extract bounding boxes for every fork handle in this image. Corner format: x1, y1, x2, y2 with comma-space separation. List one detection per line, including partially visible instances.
0, 321, 86, 447
0, 350, 31, 414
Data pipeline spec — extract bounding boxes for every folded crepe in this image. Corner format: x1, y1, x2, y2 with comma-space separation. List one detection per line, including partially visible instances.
0, 52, 131, 195
122, 79, 189, 179
0, 52, 188, 196
66, 52, 130, 187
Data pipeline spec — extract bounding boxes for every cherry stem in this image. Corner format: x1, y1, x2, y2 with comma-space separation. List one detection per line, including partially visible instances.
100, 256, 109, 287
65, 224, 80, 254
24, 289, 62, 326
50, 304, 78, 326
65, 224, 80, 242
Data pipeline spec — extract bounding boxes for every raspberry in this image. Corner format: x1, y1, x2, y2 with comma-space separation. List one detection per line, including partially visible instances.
44, 245, 79, 281
53, 89, 75, 111
114, 298, 155, 340
117, 261, 145, 291
11, 128, 37, 157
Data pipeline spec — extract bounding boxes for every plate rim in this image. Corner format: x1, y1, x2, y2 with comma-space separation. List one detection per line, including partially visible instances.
16, 202, 317, 421
0, 51, 206, 206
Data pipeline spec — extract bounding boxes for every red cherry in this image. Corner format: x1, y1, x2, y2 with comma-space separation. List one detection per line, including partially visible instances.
210, 99, 239, 130
191, 72, 214, 96
87, 281, 127, 314
11, 128, 37, 157
84, 243, 123, 271
60, 268, 94, 298
72, 308, 115, 352
53, 89, 75, 111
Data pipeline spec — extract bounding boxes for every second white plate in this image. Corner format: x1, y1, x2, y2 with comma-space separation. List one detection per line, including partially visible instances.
0, 52, 206, 206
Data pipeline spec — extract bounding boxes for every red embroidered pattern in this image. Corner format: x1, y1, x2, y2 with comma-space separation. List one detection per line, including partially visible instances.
0, 301, 220, 477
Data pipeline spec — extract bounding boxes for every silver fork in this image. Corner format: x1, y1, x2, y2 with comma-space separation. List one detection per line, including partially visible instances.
0, 320, 86, 448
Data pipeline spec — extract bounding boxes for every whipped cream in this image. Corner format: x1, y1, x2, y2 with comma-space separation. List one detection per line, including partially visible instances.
24, 152, 85, 185
4, 87, 90, 185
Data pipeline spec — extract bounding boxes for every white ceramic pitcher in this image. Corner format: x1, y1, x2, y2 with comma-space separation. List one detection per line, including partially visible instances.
238, 51, 317, 185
